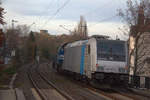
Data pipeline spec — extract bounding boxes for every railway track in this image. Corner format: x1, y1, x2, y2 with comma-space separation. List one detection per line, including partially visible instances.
71, 78, 136, 100
28, 64, 74, 100
52, 62, 150, 100
28, 62, 149, 100
75, 75, 149, 100
39, 63, 139, 100
75, 75, 150, 100
85, 86, 134, 100
28, 67, 47, 100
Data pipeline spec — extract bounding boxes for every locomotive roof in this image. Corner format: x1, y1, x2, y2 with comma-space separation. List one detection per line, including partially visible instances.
65, 39, 89, 48
65, 37, 126, 48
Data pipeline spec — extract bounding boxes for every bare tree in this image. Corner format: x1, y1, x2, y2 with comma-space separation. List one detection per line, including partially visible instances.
118, 0, 150, 76
6, 25, 30, 49
16, 25, 30, 36
5, 25, 30, 65
72, 16, 88, 39
0, 1, 5, 25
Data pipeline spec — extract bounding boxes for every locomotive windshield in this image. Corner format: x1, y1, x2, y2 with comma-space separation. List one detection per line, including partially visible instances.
97, 40, 126, 62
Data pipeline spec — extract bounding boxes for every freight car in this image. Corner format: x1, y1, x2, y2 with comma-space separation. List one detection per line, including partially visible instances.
56, 36, 129, 84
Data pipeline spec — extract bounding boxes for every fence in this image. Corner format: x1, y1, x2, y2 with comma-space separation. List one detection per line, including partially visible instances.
129, 75, 150, 89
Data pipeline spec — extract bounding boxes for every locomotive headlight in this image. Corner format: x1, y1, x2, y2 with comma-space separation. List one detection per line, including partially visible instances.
97, 66, 104, 71
96, 64, 99, 67
125, 66, 128, 70
96, 64, 104, 71
99, 66, 104, 71
119, 68, 125, 73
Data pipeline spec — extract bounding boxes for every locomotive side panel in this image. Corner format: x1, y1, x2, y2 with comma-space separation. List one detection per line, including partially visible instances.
63, 46, 83, 74
62, 38, 97, 78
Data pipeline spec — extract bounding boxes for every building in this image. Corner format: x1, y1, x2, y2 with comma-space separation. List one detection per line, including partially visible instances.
40, 30, 48, 34
129, 6, 150, 77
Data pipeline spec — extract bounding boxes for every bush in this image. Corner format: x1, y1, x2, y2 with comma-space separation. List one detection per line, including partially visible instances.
3, 67, 16, 75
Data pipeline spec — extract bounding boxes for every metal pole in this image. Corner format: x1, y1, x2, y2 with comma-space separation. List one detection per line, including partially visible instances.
12, 20, 18, 29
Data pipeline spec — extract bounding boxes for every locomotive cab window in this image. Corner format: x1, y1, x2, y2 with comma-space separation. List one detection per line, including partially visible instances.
97, 40, 126, 62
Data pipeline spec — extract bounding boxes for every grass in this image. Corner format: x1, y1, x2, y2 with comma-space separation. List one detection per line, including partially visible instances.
3, 67, 16, 75
0, 66, 17, 89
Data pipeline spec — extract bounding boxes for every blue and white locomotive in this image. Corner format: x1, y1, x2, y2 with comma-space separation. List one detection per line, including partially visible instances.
57, 35, 129, 84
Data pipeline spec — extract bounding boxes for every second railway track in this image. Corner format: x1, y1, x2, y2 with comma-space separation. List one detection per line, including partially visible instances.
28, 63, 149, 100
28, 64, 73, 100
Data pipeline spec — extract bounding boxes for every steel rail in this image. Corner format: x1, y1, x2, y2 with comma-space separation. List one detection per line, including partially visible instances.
43, 63, 136, 100
37, 69, 75, 100
28, 68, 48, 100
86, 87, 134, 100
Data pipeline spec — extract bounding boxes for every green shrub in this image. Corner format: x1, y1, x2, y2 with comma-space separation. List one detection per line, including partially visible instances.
3, 67, 16, 75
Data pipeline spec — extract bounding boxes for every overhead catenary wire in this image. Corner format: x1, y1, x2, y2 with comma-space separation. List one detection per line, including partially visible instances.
39, 0, 120, 35
83, 0, 114, 16
83, 0, 124, 38
32, 0, 56, 31
58, 15, 117, 36
42, 0, 70, 28
38, 0, 55, 21
41, 0, 71, 28
87, 15, 125, 40
59, 0, 117, 31
87, 15, 117, 27
80, 0, 121, 28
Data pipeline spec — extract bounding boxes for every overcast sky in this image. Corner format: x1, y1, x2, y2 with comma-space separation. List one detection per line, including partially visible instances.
2, 0, 128, 39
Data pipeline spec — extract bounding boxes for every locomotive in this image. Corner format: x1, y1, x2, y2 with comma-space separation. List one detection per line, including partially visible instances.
55, 35, 129, 84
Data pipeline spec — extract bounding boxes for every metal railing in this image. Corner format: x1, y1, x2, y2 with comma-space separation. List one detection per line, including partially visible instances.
129, 75, 150, 89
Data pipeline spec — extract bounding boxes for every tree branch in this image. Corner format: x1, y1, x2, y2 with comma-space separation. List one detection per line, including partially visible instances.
137, 51, 147, 61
